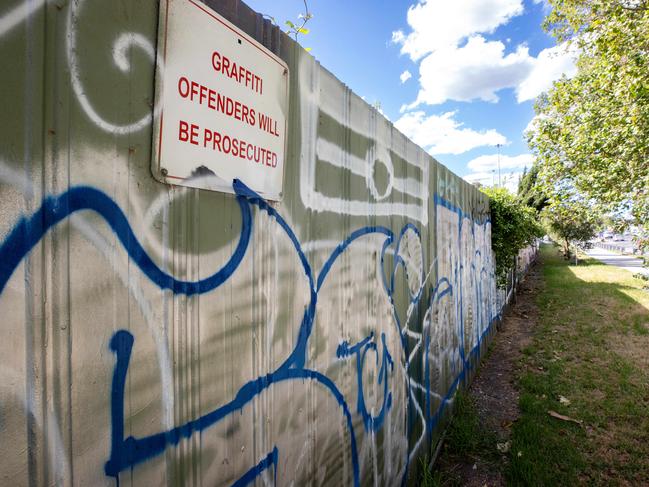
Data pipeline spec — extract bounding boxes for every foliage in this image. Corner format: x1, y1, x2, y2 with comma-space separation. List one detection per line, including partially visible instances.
517, 163, 550, 213
264, 1, 313, 51
541, 197, 600, 258
527, 0, 649, 233
482, 187, 544, 285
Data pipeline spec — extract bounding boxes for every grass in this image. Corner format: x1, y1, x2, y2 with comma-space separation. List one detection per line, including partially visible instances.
507, 243, 649, 486
420, 392, 500, 486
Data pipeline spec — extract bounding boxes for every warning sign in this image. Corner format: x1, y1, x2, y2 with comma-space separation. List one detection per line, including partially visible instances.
152, 0, 289, 200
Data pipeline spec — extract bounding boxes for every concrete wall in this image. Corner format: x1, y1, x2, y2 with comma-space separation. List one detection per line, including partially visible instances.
0, 1, 520, 485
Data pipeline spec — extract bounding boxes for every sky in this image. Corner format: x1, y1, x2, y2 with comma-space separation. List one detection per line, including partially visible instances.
244, 0, 577, 192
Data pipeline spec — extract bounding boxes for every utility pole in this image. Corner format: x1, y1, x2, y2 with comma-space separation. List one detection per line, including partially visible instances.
496, 143, 502, 187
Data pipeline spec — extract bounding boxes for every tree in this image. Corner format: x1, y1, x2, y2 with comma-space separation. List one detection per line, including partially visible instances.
541, 198, 600, 259
517, 163, 549, 212
482, 187, 544, 285
527, 0, 649, 233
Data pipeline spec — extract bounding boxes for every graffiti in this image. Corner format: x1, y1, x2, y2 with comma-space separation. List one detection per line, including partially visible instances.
66, 0, 163, 134
0, 171, 508, 485
0, 1, 535, 485
298, 59, 430, 224
337, 332, 394, 432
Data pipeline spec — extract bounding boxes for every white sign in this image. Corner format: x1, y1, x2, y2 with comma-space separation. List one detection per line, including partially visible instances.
152, 0, 289, 200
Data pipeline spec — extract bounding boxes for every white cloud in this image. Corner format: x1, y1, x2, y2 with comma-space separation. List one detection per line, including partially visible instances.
516, 43, 578, 102
406, 36, 533, 107
392, 0, 524, 61
464, 170, 523, 193
403, 38, 577, 107
394, 110, 507, 155
392, 2, 578, 107
467, 153, 534, 171
400, 70, 412, 83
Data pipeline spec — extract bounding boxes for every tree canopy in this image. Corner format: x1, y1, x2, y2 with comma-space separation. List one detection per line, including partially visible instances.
517, 163, 549, 213
541, 197, 601, 258
527, 0, 648, 231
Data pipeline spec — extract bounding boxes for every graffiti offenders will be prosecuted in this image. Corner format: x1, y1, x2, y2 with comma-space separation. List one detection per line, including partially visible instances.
174, 51, 282, 169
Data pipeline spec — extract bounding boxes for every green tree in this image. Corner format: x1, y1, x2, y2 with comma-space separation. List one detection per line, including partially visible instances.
541, 198, 600, 258
517, 163, 549, 212
528, 0, 649, 232
482, 187, 544, 285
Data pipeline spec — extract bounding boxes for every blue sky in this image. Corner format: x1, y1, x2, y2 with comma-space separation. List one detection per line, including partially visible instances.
245, 0, 576, 191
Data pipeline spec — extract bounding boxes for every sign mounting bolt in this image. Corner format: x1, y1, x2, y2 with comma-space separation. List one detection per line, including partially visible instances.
161, 168, 168, 176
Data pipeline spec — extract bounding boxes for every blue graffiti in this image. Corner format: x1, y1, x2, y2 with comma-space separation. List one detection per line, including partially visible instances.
232, 447, 279, 487
0, 186, 251, 295
0, 175, 504, 486
337, 332, 394, 432
0, 179, 408, 486
104, 330, 354, 484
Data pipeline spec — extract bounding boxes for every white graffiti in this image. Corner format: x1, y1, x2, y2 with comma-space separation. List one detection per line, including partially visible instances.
298, 55, 430, 224
65, 0, 162, 134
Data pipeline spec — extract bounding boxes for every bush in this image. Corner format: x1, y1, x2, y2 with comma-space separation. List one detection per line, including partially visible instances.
482, 187, 544, 286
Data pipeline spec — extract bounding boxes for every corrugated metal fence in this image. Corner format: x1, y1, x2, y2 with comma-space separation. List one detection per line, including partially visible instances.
0, 0, 534, 485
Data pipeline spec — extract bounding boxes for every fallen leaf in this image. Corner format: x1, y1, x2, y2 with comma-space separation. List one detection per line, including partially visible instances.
496, 440, 511, 453
559, 395, 571, 406
548, 410, 582, 425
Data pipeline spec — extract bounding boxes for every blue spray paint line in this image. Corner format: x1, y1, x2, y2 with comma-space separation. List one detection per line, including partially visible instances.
234, 180, 314, 294
0, 187, 252, 296
231, 447, 278, 487
337, 332, 394, 432
433, 194, 491, 226
232, 181, 393, 374
104, 330, 360, 486
336, 332, 375, 359
317, 226, 393, 293
390, 223, 424, 304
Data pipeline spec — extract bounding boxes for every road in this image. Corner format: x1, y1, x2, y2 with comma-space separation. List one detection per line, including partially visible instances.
585, 246, 649, 277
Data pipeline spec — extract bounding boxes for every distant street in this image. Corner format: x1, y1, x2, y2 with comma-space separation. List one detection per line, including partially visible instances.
585, 246, 649, 276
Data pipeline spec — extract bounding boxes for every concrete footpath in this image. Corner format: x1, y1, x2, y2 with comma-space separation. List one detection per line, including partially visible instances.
585, 246, 649, 277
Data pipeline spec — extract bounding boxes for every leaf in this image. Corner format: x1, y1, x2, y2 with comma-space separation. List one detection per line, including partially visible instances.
496, 441, 511, 453
558, 395, 571, 406
285, 20, 295, 28
304, 47, 312, 52
548, 410, 582, 425
298, 27, 310, 34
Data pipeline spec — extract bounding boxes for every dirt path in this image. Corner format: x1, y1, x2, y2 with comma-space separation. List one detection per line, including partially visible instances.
434, 261, 542, 486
